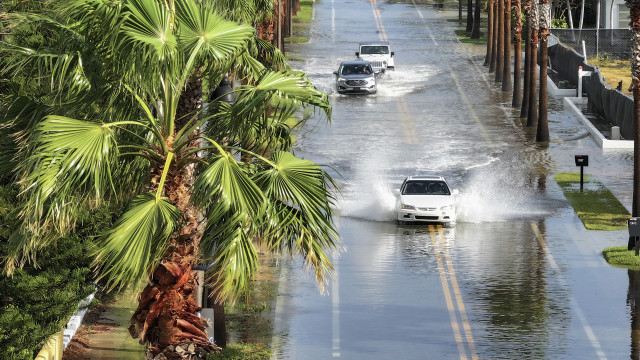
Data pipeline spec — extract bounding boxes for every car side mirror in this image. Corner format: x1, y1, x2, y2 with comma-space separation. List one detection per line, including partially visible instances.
333, 71, 338, 75
452, 189, 459, 195
391, 51, 395, 57
355, 51, 360, 57
394, 189, 400, 196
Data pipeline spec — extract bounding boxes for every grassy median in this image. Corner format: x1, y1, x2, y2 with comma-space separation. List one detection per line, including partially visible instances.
555, 172, 630, 231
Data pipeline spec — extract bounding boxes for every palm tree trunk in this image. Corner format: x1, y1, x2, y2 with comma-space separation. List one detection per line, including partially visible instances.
628, 0, 640, 215
495, 0, 505, 82
502, 0, 513, 92
513, 0, 523, 107
467, 0, 474, 32
490, 0, 499, 72
526, 3, 538, 127
471, 0, 482, 39
485, 0, 495, 65
536, 0, 550, 142
521, 3, 531, 117
129, 76, 217, 359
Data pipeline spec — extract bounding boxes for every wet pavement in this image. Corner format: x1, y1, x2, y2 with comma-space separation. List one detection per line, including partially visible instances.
270, 0, 638, 359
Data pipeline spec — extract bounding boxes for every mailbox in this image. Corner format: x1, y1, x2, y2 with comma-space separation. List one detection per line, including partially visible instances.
630, 218, 640, 237
574, 155, 589, 166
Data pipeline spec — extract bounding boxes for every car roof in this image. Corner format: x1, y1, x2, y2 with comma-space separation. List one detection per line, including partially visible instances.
340, 60, 372, 66
359, 41, 390, 46
405, 175, 446, 181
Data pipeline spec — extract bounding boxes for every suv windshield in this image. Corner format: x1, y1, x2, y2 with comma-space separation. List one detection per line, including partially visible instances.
402, 181, 450, 195
341, 64, 373, 75
360, 45, 389, 55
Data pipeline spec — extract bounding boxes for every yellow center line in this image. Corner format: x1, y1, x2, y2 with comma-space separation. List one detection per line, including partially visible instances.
437, 226, 479, 360
369, 0, 387, 41
429, 225, 468, 360
397, 100, 419, 144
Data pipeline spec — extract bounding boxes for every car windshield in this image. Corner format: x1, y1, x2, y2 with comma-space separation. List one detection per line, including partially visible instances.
360, 45, 389, 55
341, 64, 373, 75
402, 181, 450, 195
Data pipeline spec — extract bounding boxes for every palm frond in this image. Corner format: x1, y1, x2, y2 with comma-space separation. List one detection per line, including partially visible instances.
93, 193, 182, 291
122, 0, 177, 62
176, 0, 255, 61
191, 148, 265, 218
18, 116, 118, 234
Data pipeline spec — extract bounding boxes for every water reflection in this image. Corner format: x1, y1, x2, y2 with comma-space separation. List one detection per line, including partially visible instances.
629, 270, 640, 359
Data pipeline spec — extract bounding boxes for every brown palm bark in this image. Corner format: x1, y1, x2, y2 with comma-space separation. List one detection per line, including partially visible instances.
490, 0, 499, 72
628, 0, 640, 216
467, 0, 474, 32
471, 0, 482, 39
512, 0, 523, 107
536, 0, 550, 142
520, 1, 531, 117
485, 0, 495, 66
128, 76, 218, 359
502, 0, 513, 92
495, 0, 505, 82
526, 3, 538, 127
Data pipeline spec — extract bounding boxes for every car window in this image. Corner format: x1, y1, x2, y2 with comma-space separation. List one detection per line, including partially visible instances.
361, 46, 389, 55
402, 181, 450, 195
341, 64, 371, 75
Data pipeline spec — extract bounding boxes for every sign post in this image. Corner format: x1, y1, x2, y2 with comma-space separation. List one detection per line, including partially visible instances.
574, 155, 589, 192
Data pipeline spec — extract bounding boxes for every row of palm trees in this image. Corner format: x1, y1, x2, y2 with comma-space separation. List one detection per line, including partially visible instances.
483, 0, 552, 142
482, 0, 640, 218
0, 0, 338, 358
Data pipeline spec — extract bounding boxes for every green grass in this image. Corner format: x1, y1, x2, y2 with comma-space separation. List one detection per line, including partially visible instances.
207, 343, 272, 360
454, 29, 487, 45
603, 246, 640, 270
555, 173, 630, 230
293, 0, 314, 23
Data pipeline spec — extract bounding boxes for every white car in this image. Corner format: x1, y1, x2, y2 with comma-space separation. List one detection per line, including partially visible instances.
396, 176, 457, 225
355, 41, 394, 73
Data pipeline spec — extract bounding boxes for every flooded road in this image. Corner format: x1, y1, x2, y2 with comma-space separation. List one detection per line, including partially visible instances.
270, 0, 638, 359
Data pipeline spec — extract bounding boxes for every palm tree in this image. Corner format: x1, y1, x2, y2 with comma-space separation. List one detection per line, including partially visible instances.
512, 0, 523, 107
485, 0, 495, 66
536, 0, 550, 142
502, 0, 513, 92
626, 0, 640, 215
0, 0, 339, 358
527, 2, 539, 127
496, 0, 505, 82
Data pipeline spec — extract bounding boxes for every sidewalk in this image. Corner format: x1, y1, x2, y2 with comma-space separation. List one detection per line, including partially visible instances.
62, 291, 144, 360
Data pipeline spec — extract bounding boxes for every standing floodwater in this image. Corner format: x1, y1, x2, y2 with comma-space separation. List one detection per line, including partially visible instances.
271, 0, 635, 359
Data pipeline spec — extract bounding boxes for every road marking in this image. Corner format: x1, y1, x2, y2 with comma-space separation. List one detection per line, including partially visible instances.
369, 0, 387, 41
397, 100, 419, 144
437, 226, 479, 360
429, 225, 468, 359
531, 222, 608, 360
332, 249, 341, 357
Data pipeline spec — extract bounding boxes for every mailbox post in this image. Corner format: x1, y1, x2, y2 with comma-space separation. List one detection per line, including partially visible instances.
629, 218, 640, 256
574, 155, 588, 192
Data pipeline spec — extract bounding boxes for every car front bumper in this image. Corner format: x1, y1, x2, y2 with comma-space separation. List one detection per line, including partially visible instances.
397, 209, 456, 223
337, 85, 377, 94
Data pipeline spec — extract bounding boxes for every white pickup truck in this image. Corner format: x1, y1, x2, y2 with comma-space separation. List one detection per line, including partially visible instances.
355, 41, 395, 74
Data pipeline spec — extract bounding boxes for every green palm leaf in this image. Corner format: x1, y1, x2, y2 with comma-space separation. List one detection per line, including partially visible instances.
122, 0, 177, 61
20, 116, 118, 233
93, 193, 182, 291
175, 0, 255, 60
192, 149, 265, 218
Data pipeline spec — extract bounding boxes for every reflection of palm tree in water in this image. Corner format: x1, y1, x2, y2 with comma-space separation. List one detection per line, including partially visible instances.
628, 270, 640, 359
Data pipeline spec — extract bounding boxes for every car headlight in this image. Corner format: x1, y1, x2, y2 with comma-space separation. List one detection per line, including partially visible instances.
337, 77, 347, 82
440, 205, 454, 211
401, 204, 415, 210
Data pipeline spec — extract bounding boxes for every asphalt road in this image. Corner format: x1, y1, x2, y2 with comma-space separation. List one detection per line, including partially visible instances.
270, 0, 637, 359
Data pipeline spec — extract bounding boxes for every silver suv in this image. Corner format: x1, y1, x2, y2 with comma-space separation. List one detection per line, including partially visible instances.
355, 41, 394, 73
333, 60, 377, 95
